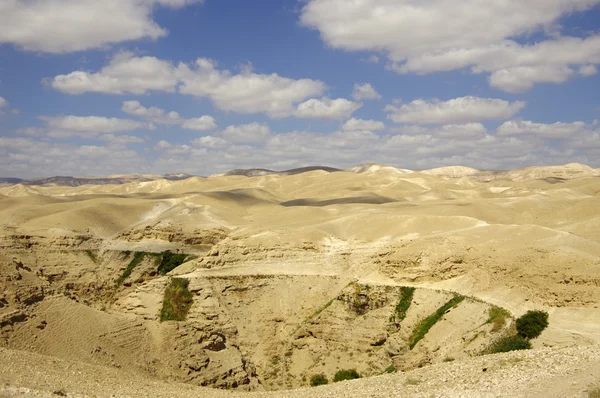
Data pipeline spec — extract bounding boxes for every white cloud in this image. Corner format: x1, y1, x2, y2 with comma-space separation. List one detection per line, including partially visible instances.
121, 100, 216, 130
497, 120, 588, 138
191, 135, 228, 148
301, 0, 600, 91
342, 118, 385, 131
488, 66, 574, 93
5, 120, 600, 178
219, 123, 271, 144
0, 97, 7, 108
40, 115, 145, 133
50, 52, 179, 95
0, 0, 203, 53
352, 83, 381, 101
385, 96, 526, 125
177, 59, 326, 118
295, 97, 362, 120
51, 55, 327, 118
98, 134, 145, 145
391, 123, 488, 139
580, 64, 598, 76
122, 100, 181, 123
181, 116, 217, 131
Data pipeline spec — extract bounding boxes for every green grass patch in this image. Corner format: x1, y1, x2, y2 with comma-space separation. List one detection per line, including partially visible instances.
391, 286, 415, 323
157, 251, 189, 275
159, 278, 193, 322
488, 306, 511, 332
333, 369, 360, 382
384, 365, 395, 374
116, 252, 147, 286
408, 295, 465, 349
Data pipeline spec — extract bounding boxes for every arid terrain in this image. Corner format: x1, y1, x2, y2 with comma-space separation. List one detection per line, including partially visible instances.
1, 163, 600, 397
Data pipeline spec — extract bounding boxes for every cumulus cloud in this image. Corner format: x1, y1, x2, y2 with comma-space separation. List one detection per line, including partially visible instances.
579, 65, 598, 76
122, 100, 216, 130
385, 96, 526, 125
181, 116, 217, 131
51, 55, 327, 118
488, 66, 574, 93
294, 97, 362, 120
0, 97, 7, 108
342, 118, 385, 131
40, 115, 145, 133
352, 83, 381, 101
219, 123, 271, 144
6, 118, 600, 177
177, 59, 326, 118
0, 0, 203, 53
497, 120, 588, 138
301, 0, 600, 91
50, 52, 179, 95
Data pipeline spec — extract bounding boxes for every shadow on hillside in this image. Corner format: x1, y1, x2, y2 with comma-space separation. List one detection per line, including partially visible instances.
280, 195, 400, 207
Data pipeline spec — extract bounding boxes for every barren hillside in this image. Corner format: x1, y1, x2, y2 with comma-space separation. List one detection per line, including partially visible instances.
1, 164, 599, 397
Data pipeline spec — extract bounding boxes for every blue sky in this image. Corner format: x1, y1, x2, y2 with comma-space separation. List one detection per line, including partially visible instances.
1, 0, 600, 178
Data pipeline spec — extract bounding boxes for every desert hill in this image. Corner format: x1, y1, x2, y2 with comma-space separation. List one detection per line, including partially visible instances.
1, 163, 600, 396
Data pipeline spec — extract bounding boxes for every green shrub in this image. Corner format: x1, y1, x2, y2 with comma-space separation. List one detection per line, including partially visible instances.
159, 278, 193, 322
157, 251, 188, 275
116, 252, 147, 286
516, 310, 549, 339
310, 374, 328, 386
333, 369, 360, 382
409, 295, 465, 349
488, 335, 531, 353
384, 365, 395, 373
391, 286, 415, 323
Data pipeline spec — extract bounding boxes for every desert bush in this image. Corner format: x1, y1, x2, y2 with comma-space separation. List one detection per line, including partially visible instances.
488, 335, 531, 353
333, 369, 360, 382
409, 295, 465, 349
516, 310, 549, 339
488, 306, 511, 332
310, 374, 328, 386
159, 278, 193, 322
157, 251, 188, 275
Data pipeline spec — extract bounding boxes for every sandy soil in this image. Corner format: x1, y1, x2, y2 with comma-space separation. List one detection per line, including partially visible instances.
0, 163, 599, 396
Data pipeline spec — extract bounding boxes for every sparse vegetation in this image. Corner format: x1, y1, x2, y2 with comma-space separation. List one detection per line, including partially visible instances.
384, 365, 396, 373
310, 374, 328, 386
408, 295, 465, 349
310, 299, 334, 320
157, 251, 189, 275
391, 286, 415, 323
488, 306, 511, 332
116, 252, 147, 286
159, 278, 193, 322
488, 335, 531, 353
333, 369, 360, 382
405, 377, 421, 386
84, 250, 97, 263
516, 310, 549, 339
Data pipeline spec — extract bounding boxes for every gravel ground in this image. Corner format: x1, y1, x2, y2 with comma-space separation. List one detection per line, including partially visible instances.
1, 345, 600, 398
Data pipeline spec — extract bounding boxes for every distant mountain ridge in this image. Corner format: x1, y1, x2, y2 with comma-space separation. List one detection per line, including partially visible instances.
1, 163, 598, 186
